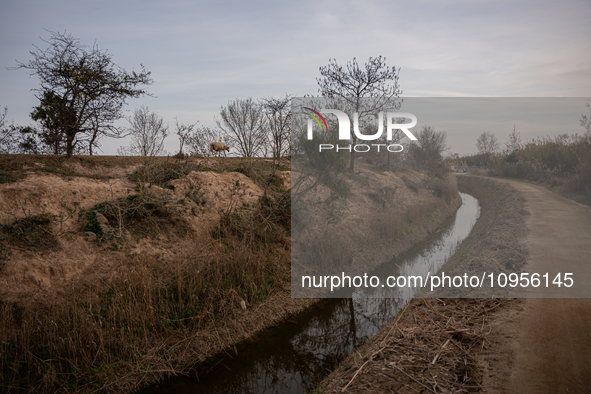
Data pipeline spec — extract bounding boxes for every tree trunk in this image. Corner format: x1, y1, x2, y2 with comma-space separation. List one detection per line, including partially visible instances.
66, 130, 75, 158
349, 135, 357, 174
350, 101, 361, 174
89, 130, 98, 156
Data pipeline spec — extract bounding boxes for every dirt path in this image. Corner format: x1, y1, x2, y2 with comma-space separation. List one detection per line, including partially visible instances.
483, 179, 591, 393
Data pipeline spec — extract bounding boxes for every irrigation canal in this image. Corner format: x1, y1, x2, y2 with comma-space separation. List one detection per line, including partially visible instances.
143, 193, 480, 394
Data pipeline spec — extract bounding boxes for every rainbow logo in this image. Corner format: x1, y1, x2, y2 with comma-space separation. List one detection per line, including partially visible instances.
303, 107, 329, 132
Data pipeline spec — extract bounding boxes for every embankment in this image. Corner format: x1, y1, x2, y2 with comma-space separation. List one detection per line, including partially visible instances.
435, 175, 529, 295
292, 165, 462, 297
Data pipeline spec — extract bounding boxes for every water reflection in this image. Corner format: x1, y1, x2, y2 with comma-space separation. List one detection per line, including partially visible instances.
355, 192, 480, 299
145, 193, 479, 394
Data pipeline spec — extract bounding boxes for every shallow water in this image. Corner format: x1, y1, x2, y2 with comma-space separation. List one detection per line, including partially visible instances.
144, 193, 480, 394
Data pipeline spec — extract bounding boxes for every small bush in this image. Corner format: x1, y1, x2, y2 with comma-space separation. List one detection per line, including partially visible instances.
425, 176, 457, 202
257, 192, 290, 230
230, 164, 264, 186
0, 213, 59, 259
84, 192, 189, 238
185, 183, 207, 206
0, 172, 18, 184
129, 160, 202, 188
402, 176, 420, 193
486, 134, 591, 203
322, 173, 350, 198
83, 210, 104, 237
212, 193, 290, 244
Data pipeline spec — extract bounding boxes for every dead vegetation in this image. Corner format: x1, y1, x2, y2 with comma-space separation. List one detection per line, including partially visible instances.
313, 175, 530, 393
0, 204, 293, 392
0, 154, 462, 393
432, 175, 529, 297
0, 155, 296, 393
0, 153, 140, 181
292, 164, 461, 297
0, 213, 59, 263
213, 191, 290, 245
83, 192, 190, 240
486, 134, 591, 204
0, 154, 289, 187
315, 298, 507, 394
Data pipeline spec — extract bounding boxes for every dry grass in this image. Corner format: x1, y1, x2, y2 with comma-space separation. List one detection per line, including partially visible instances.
0, 213, 59, 262
433, 175, 529, 297
313, 175, 529, 393
373, 199, 444, 242
0, 154, 290, 189
0, 157, 292, 393
83, 192, 190, 240
0, 202, 291, 393
315, 298, 508, 394
0, 154, 139, 181
1, 155, 465, 393
294, 175, 460, 281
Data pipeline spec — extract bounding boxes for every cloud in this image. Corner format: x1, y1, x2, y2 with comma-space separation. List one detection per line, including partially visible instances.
1, 0, 589, 154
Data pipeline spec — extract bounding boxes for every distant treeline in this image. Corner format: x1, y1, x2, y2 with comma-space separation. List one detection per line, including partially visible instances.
463, 133, 591, 202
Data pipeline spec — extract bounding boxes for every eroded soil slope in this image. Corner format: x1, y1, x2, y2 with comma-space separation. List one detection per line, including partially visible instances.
0, 158, 270, 301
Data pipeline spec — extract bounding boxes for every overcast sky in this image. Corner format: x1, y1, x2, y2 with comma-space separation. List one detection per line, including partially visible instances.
1, 0, 590, 155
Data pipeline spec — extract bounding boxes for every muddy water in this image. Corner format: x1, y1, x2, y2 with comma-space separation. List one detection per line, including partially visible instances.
144, 193, 480, 394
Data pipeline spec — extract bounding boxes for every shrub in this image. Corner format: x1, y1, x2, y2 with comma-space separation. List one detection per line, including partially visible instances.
129, 160, 203, 188
0, 213, 59, 262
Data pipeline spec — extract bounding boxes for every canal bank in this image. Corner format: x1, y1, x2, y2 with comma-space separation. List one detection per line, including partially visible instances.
143, 191, 476, 393
313, 175, 529, 393
128, 168, 462, 393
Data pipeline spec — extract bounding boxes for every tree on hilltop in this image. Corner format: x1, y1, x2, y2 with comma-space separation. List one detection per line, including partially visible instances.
317, 56, 402, 173
216, 97, 266, 158
11, 30, 153, 157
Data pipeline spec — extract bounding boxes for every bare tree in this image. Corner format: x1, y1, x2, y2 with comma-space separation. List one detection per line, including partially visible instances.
581, 99, 591, 135
174, 118, 199, 157
216, 98, 266, 158
127, 106, 168, 161
505, 126, 522, 154
408, 125, 448, 170
260, 95, 292, 163
0, 107, 13, 153
476, 131, 499, 165
185, 126, 224, 157
317, 56, 402, 173
11, 30, 152, 157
